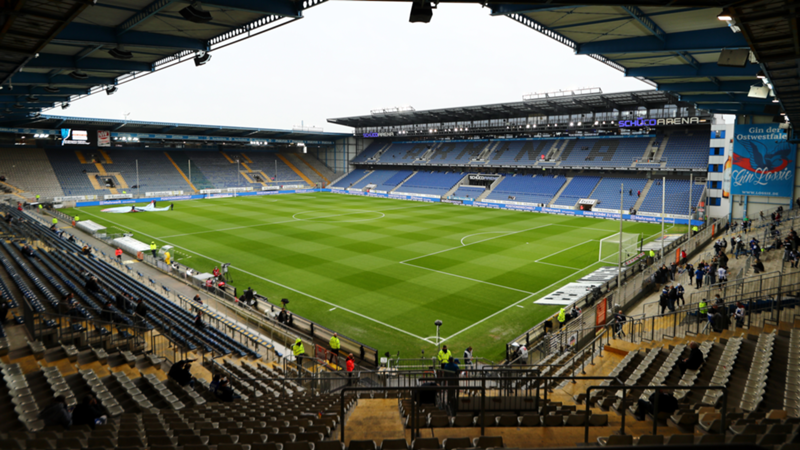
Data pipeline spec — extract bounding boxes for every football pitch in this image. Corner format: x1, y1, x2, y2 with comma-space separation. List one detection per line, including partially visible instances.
64, 193, 675, 361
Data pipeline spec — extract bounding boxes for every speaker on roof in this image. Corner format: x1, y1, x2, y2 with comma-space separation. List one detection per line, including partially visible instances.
409, 1, 433, 23
718, 48, 750, 67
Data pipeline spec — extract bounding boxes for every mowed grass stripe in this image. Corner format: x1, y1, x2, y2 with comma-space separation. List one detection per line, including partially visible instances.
65, 193, 663, 360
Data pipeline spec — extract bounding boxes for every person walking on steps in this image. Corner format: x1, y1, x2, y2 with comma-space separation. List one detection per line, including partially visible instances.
557, 307, 566, 329
293, 338, 306, 368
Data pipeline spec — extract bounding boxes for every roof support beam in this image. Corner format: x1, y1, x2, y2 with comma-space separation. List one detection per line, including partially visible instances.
626, 63, 760, 78
9, 73, 118, 86
112, 123, 126, 131
657, 80, 755, 92
576, 28, 749, 55
25, 54, 153, 72
52, 23, 207, 51
621, 6, 665, 41
679, 94, 774, 104
200, 0, 300, 17
116, 0, 178, 35
489, 4, 575, 16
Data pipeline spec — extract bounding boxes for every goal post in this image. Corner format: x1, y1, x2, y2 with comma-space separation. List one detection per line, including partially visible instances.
599, 232, 641, 265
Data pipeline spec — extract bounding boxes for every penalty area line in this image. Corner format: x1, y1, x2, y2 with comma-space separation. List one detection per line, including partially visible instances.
75, 209, 436, 345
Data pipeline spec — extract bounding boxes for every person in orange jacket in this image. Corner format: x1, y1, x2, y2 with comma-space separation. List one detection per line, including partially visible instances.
346, 353, 355, 384
115, 248, 123, 261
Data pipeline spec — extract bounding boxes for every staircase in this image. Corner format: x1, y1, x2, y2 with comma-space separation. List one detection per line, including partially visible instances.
653, 135, 670, 165
548, 140, 568, 160
415, 144, 438, 163
631, 179, 654, 210
472, 141, 497, 163
346, 170, 373, 189
443, 174, 471, 198
389, 171, 417, 193
370, 143, 392, 162
284, 154, 325, 185
300, 153, 338, 181
476, 175, 504, 201
549, 177, 573, 206
642, 137, 658, 161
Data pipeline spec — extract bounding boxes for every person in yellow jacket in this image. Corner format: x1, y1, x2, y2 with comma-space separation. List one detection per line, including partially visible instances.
52, 217, 58, 226
292, 338, 306, 367
150, 241, 157, 258
557, 307, 566, 329
329, 333, 341, 366
164, 251, 171, 265
437, 345, 452, 369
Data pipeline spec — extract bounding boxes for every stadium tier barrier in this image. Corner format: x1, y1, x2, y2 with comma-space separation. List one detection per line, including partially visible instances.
506, 215, 727, 363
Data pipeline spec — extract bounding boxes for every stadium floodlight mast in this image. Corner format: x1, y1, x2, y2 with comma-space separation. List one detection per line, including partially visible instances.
434, 320, 443, 348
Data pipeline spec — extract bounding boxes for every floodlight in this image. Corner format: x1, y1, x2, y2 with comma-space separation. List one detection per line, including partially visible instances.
748, 84, 770, 99
61, 102, 70, 109
409, 1, 432, 23
717, 9, 732, 21
106, 86, 118, 95
194, 51, 211, 66
180, 2, 213, 23
108, 47, 133, 60
69, 70, 89, 80
718, 48, 749, 67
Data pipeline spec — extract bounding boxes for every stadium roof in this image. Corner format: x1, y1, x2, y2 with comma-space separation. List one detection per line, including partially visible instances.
1, 1, 794, 133
328, 90, 690, 128
0, 0, 324, 119
7, 114, 349, 143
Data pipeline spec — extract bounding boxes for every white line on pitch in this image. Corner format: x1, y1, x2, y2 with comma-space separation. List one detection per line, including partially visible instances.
535, 239, 596, 263
400, 261, 535, 295
460, 231, 511, 247
76, 209, 434, 344
400, 223, 554, 264
533, 261, 583, 270
439, 260, 605, 344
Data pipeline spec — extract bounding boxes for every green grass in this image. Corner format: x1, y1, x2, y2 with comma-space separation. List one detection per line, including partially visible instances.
64, 193, 670, 361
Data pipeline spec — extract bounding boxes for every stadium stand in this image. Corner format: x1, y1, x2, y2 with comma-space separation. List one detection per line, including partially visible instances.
378, 143, 429, 163
662, 132, 710, 169
557, 138, 650, 167
638, 179, 705, 216
375, 170, 413, 192
45, 149, 112, 197
245, 152, 308, 185
331, 169, 370, 188
451, 185, 485, 199
395, 171, 464, 196
486, 175, 566, 205
552, 176, 600, 207
489, 140, 555, 166
589, 177, 648, 210
105, 151, 194, 194
351, 170, 401, 190
0, 149, 65, 199
427, 142, 488, 165
350, 142, 384, 163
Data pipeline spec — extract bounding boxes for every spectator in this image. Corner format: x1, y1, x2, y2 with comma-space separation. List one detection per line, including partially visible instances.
193, 311, 205, 328
346, 353, 355, 385
709, 304, 727, 332
0, 299, 9, 324
85, 276, 100, 293
71, 394, 107, 428
732, 302, 745, 328
81, 246, 92, 256
463, 346, 473, 366
277, 307, 288, 324
634, 389, 679, 421
115, 248, 123, 261
20, 244, 34, 257
213, 266, 221, 278
168, 359, 196, 387
38, 395, 72, 428
209, 374, 221, 392
613, 309, 627, 338
675, 283, 685, 306
243, 287, 255, 302
215, 379, 239, 402
753, 258, 765, 274
134, 299, 147, 319
678, 342, 704, 374
659, 286, 669, 314
193, 294, 203, 305
695, 267, 704, 289
667, 285, 678, 312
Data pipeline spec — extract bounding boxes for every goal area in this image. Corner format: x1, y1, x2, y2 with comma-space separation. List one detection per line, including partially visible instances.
599, 232, 641, 264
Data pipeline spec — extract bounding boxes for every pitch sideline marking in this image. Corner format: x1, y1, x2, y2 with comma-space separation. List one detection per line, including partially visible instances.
76, 209, 436, 345
292, 210, 385, 222
399, 261, 535, 295
535, 239, 596, 263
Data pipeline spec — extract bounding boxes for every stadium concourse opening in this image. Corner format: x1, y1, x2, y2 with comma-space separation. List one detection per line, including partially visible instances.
1, 1, 800, 449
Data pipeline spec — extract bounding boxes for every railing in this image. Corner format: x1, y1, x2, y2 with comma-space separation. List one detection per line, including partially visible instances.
507, 217, 725, 363
583, 384, 728, 443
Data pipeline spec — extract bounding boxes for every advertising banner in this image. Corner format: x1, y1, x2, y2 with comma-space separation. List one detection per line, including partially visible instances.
730, 124, 794, 197
97, 130, 111, 147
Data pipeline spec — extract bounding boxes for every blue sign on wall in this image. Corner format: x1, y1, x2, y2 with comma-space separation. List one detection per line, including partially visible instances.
730, 124, 794, 197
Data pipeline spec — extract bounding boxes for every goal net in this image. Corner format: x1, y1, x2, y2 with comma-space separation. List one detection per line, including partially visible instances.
599, 232, 641, 264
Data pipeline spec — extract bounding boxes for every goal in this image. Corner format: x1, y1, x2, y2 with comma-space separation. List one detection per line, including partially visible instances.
599, 232, 641, 264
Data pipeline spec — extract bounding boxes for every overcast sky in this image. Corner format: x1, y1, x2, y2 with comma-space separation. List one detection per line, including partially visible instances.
59, 2, 653, 133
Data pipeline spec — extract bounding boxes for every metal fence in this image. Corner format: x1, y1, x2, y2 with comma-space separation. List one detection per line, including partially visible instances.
509, 217, 726, 363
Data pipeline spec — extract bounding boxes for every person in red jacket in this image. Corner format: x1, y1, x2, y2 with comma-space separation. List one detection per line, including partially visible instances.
17, 202, 22, 212
213, 267, 221, 278
115, 248, 123, 261
346, 353, 355, 384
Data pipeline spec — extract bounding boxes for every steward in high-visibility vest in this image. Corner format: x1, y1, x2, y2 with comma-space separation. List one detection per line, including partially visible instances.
52, 217, 57, 225
698, 301, 708, 322
329, 333, 341, 352
557, 308, 566, 328
74, 216, 80, 222
437, 346, 452, 368
293, 338, 305, 357
150, 242, 157, 257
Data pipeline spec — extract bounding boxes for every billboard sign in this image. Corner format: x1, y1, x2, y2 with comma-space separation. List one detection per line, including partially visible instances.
730, 124, 794, 197
97, 130, 111, 147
